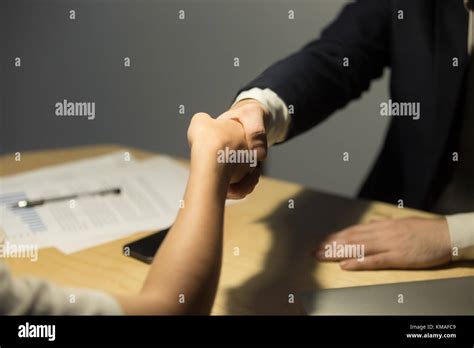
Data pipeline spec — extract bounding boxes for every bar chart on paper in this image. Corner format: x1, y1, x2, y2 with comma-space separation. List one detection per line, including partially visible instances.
0, 192, 49, 246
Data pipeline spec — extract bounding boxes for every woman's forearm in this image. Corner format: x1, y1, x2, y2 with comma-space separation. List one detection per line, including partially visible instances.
142, 149, 231, 313
116, 144, 232, 315
114, 114, 250, 315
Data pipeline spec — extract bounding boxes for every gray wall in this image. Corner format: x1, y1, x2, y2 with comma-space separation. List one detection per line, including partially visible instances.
1, 0, 389, 197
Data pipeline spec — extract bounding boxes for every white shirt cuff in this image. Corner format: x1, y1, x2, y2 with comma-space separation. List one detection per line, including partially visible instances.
232, 87, 291, 146
446, 213, 474, 260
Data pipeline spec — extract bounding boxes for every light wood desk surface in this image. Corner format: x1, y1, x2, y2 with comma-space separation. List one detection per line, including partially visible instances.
1, 145, 473, 315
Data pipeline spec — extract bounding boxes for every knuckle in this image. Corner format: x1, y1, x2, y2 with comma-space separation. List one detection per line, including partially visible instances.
193, 112, 208, 118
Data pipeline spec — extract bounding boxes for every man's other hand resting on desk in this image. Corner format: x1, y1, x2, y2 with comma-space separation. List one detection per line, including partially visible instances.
313, 217, 455, 270
0, 113, 253, 315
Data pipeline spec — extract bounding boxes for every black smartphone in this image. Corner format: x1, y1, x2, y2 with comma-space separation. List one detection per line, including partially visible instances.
123, 228, 170, 264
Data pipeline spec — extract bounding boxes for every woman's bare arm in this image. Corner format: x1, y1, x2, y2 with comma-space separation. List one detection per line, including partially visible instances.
113, 113, 252, 315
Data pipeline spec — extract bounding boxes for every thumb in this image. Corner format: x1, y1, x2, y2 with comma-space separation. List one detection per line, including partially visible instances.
238, 114, 268, 161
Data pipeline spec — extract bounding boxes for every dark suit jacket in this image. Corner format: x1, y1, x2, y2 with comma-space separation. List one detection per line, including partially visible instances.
238, 0, 470, 211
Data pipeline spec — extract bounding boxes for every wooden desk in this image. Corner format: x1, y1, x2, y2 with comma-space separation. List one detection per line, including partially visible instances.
1, 145, 472, 315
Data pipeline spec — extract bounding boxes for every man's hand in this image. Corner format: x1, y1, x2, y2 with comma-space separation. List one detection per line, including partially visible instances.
217, 99, 268, 199
312, 217, 453, 270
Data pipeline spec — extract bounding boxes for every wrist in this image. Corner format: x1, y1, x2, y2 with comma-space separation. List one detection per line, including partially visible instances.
231, 98, 269, 119
190, 141, 233, 182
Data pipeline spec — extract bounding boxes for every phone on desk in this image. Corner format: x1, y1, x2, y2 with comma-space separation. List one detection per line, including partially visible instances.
124, 228, 170, 264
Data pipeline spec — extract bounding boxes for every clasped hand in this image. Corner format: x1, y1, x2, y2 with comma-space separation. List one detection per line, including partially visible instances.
187, 112, 260, 194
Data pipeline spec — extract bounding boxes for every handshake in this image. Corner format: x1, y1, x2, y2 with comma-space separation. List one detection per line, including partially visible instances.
186, 100, 453, 272
187, 99, 268, 199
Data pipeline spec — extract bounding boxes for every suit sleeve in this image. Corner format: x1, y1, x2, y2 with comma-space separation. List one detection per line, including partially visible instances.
237, 0, 391, 139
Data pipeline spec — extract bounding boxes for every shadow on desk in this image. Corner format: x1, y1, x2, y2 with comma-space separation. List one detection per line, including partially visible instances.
224, 188, 371, 315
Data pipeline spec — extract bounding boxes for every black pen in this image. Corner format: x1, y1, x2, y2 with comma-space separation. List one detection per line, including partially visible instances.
12, 187, 121, 209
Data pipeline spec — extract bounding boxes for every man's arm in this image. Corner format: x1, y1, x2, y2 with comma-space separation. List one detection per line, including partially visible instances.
233, 0, 391, 140
218, 0, 391, 198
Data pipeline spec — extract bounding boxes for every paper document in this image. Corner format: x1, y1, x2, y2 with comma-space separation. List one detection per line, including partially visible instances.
0, 152, 189, 254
